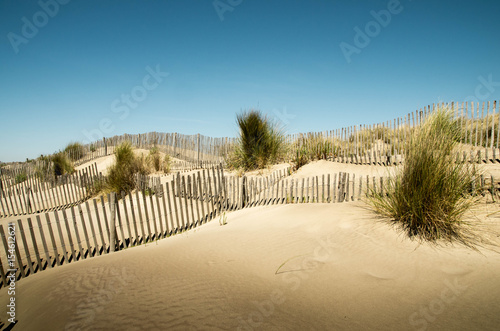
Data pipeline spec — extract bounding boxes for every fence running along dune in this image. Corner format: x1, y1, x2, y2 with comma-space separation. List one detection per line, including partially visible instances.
73, 100, 500, 167
0, 164, 101, 218
2, 99, 500, 287
3, 100, 498, 180
0, 164, 498, 288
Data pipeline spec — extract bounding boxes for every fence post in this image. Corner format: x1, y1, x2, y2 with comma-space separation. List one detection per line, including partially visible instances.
197, 133, 201, 168
109, 192, 117, 252
241, 176, 247, 208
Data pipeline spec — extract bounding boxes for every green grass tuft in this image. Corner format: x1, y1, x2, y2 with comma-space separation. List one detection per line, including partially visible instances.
367, 106, 481, 246
15, 172, 27, 184
106, 142, 149, 195
52, 152, 74, 176
227, 110, 287, 171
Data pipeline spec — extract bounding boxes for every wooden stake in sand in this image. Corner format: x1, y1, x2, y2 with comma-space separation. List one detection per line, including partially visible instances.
109, 192, 117, 252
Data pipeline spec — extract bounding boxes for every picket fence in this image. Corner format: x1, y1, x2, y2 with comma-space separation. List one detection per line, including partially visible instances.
72, 100, 500, 167
1, 163, 497, 289
0, 164, 101, 218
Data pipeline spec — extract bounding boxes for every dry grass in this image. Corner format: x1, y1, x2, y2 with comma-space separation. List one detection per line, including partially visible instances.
227, 110, 287, 171
106, 142, 149, 195
368, 106, 482, 246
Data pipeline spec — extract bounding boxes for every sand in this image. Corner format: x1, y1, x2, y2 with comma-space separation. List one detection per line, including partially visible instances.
1, 200, 500, 330
3, 156, 500, 330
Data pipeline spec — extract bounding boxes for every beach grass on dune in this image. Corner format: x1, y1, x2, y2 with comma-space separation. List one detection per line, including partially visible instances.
367, 106, 481, 245
106, 142, 149, 195
146, 146, 172, 174
52, 151, 74, 176
227, 110, 287, 171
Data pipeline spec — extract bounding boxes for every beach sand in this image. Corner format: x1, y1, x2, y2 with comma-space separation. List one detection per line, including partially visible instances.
2, 198, 500, 330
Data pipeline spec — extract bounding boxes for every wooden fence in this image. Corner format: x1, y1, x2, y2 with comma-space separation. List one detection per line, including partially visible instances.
1, 164, 497, 288
91, 132, 235, 165
285, 100, 500, 165
0, 164, 101, 218
4, 100, 498, 184
74, 100, 500, 167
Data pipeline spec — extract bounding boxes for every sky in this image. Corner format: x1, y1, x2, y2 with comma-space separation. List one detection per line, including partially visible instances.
1, 0, 499, 162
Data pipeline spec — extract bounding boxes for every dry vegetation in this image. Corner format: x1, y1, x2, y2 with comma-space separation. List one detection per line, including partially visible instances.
367, 107, 481, 246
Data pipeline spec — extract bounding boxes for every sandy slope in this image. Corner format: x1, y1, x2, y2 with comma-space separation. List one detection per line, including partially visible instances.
1, 201, 499, 330
75, 148, 187, 177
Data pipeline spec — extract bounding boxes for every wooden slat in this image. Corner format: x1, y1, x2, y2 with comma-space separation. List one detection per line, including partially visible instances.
26, 218, 43, 272
93, 198, 107, 254
170, 180, 181, 232
17, 219, 34, 275
154, 187, 165, 238
115, 198, 126, 248
77, 204, 92, 257
149, 193, 159, 240
109, 192, 117, 252
101, 195, 111, 247
0, 224, 25, 278
61, 209, 76, 262
142, 190, 153, 241
135, 190, 147, 243
197, 174, 206, 224
121, 192, 133, 246
69, 207, 84, 260
45, 213, 61, 266
36, 215, 52, 268
85, 201, 100, 256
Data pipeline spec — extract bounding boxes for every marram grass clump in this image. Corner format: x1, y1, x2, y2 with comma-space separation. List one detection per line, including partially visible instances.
227, 110, 287, 171
106, 142, 149, 194
368, 107, 481, 246
146, 146, 171, 174
52, 152, 74, 176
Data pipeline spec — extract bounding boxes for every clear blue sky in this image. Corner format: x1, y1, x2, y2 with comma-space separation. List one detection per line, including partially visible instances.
1, 0, 499, 162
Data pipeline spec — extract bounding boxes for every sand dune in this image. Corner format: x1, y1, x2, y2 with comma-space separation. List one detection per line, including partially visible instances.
2, 201, 499, 330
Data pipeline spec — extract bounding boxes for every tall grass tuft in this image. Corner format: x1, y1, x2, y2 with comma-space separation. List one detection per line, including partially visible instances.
163, 154, 172, 174
106, 142, 149, 194
227, 110, 287, 170
15, 172, 27, 184
52, 152, 74, 176
368, 106, 480, 245
145, 147, 172, 173
147, 147, 162, 172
